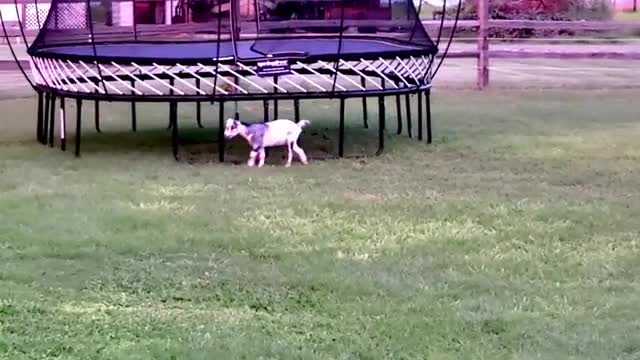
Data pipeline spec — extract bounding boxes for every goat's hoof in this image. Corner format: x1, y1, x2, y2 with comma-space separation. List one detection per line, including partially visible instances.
285, 163, 291, 168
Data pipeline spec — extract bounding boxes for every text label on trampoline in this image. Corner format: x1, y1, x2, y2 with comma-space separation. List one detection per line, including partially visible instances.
256, 59, 291, 77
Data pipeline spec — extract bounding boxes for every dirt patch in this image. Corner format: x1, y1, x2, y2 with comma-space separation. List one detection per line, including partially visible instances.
181, 129, 338, 165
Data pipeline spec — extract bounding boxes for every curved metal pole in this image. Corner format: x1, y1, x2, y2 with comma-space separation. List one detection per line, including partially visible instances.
0, 11, 34, 88
28, 0, 50, 87
330, 0, 346, 94
86, 0, 109, 95
409, 0, 424, 41
211, 0, 223, 97
13, 0, 47, 86
423, 0, 450, 81
229, 0, 238, 59
431, 0, 462, 78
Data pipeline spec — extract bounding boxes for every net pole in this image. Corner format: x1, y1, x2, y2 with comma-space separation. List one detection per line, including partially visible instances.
16, 0, 47, 86
211, 0, 223, 97
330, 0, 346, 94
133, 0, 137, 40
423, 0, 448, 80
229, 0, 239, 59
86, 0, 109, 94
254, 0, 261, 34
408, 0, 424, 42
430, 0, 461, 78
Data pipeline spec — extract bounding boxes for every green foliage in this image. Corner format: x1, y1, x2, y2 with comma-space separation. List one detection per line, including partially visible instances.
446, 0, 614, 37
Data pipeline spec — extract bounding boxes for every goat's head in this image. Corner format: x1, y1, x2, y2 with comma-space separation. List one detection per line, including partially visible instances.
224, 118, 243, 139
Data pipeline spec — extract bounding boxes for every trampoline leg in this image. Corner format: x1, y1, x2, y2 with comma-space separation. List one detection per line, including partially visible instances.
170, 101, 179, 161
196, 79, 203, 128
426, 89, 432, 144
395, 94, 402, 135
43, 93, 50, 146
376, 96, 385, 156
167, 79, 175, 131
75, 98, 82, 157
417, 90, 423, 141
196, 101, 203, 128
294, 99, 300, 123
131, 80, 137, 132
361, 78, 368, 129
405, 93, 412, 139
263, 100, 269, 122
380, 79, 386, 131
263, 100, 269, 158
273, 76, 279, 120
60, 98, 66, 152
36, 91, 44, 144
233, 77, 240, 120
218, 102, 225, 162
48, 95, 56, 147
339, 98, 345, 158
94, 99, 101, 133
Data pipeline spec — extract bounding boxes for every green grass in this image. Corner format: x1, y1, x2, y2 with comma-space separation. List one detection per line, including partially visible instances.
615, 10, 640, 20
1, 88, 640, 359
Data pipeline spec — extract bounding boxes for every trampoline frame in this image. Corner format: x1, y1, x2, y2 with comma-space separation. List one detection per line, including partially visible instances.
1, 0, 461, 161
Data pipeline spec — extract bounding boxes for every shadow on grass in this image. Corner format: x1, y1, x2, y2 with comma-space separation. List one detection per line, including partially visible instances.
73, 122, 389, 165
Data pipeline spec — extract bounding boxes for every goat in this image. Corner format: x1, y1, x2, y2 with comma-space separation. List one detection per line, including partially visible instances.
224, 118, 311, 167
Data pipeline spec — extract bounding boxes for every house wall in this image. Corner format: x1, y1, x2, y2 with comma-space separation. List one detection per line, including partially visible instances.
165, 0, 175, 24
113, 1, 134, 25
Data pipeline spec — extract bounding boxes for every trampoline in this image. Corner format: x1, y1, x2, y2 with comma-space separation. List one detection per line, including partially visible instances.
32, 38, 436, 63
1, 0, 461, 161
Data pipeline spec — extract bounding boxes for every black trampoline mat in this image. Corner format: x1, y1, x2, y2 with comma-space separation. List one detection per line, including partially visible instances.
33, 38, 433, 61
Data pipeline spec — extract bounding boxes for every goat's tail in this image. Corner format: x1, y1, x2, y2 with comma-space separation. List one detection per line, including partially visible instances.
297, 119, 311, 129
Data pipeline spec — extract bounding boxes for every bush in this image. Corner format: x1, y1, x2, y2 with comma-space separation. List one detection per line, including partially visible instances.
445, 0, 614, 38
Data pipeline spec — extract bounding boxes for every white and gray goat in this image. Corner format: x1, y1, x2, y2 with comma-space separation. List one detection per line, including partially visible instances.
223, 118, 311, 167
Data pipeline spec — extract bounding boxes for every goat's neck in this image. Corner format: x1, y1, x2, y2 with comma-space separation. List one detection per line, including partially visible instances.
238, 126, 253, 143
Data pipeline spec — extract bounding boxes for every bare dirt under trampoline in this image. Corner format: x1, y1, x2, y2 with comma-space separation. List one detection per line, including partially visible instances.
29, 37, 437, 63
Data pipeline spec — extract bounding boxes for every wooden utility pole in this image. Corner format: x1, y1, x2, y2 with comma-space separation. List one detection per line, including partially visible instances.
477, 0, 489, 89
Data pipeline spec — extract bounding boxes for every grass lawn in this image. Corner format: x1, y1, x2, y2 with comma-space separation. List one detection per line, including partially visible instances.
1, 87, 640, 359
615, 10, 640, 20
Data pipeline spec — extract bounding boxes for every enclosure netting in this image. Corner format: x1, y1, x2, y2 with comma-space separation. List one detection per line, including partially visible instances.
29, 0, 436, 60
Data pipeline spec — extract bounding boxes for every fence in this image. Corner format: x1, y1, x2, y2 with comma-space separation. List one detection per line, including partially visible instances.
423, 18, 640, 89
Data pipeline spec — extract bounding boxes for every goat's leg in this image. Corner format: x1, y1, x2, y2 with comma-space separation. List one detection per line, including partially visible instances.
285, 141, 294, 167
292, 142, 308, 165
248, 150, 257, 167
257, 148, 266, 167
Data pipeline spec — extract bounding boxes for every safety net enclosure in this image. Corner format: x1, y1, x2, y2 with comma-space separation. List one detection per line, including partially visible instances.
26, 0, 439, 100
